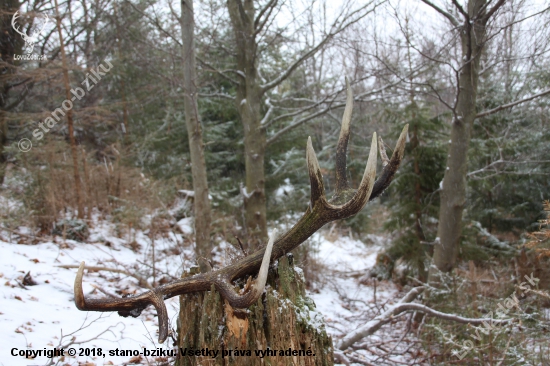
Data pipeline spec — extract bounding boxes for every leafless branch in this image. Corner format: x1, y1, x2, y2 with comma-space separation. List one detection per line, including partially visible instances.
419, 0, 459, 27
483, 0, 507, 23
337, 286, 513, 350
260, 0, 383, 94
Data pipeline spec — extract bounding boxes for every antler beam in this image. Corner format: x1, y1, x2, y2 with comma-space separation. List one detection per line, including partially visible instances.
73, 79, 408, 343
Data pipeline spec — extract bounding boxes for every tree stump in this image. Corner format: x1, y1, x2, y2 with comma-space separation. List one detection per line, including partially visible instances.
176, 254, 333, 366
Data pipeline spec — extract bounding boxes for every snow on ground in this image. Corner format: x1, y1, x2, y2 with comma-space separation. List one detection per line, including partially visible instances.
0, 215, 192, 366
307, 232, 426, 365
1, 214, 419, 366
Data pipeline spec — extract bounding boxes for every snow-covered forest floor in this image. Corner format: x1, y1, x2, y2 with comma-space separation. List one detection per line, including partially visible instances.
1, 206, 426, 366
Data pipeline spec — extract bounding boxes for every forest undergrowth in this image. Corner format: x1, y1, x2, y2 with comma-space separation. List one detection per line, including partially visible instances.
1, 148, 550, 365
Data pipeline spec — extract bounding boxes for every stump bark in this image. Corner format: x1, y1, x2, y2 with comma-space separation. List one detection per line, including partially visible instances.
176, 254, 333, 366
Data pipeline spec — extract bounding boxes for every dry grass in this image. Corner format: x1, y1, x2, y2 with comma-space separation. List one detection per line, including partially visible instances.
17, 141, 175, 231
525, 200, 550, 258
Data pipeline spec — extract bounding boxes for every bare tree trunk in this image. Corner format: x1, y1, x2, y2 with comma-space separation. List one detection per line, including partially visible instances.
0, 104, 8, 184
113, 3, 129, 141
425, 0, 499, 279
226, 0, 267, 250
0, 0, 22, 184
181, 0, 212, 257
0, 112, 7, 185
54, 0, 84, 219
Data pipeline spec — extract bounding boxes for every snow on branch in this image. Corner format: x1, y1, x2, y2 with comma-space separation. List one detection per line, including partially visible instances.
336, 286, 513, 351
476, 89, 550, 119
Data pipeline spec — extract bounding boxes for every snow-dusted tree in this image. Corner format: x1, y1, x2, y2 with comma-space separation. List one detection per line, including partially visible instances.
417, 0, 550, 279
215, 0, 385, 249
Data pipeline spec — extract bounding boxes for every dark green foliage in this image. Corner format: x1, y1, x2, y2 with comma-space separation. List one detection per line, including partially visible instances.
266, 124, 312, 220
467, 74, 550, 244
383, 102, 447, 281
52, 219, 89, 241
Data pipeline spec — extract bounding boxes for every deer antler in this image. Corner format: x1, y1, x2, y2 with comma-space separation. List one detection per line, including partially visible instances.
11, 11, 27, 38
73, 78, 408, 343
33, 13, 49, 38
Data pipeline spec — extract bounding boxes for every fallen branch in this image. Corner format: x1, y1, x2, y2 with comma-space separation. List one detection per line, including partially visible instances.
336, 286, 513, 350
0, 227, 38, 240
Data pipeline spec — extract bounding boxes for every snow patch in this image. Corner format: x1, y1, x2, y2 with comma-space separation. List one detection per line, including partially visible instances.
177, 217, 194, 235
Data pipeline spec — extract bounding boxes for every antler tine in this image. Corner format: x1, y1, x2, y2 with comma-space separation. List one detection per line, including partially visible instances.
37, 13, 49, 35
74, 261, 87, 310
74, 230, 278, 344
369, 124, 409, 201
70, 79, 409, 344
335, 77, 354, 192
334, 132, 377, 212
149, 293, 169, 343
306, 137, 326, 206
253, 228, 277, 295
11, 11, 25, 36
75, 261, 152, 312
75, 261, 169, 343
215, 229, 277, 309
357, 133, 378, 196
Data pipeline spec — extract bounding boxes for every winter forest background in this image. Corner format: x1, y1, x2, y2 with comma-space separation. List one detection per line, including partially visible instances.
1, 0, 550, 365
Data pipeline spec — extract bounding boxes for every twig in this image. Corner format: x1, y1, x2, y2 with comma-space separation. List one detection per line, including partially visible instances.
235, 236, 248, 256
333, 350, 351, 366
378, 136, 391, 167
520, 287, 550, 299
90, 284, 117, 298
347, 354, 375, 365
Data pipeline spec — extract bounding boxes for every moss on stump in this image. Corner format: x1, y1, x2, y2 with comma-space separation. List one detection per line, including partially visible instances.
176, 254, 333, 366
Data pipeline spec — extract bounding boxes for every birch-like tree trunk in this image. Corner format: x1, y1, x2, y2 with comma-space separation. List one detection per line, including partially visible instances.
226, 0, 267, 250
422, 0, 505, 278
181, 0, 212, 257
224, 0, 380, 250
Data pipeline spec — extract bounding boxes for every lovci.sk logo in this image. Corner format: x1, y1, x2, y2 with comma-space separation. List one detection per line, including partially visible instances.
11, 10, 49, 60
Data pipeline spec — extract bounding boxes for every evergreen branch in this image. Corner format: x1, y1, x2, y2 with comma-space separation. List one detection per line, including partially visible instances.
475, 89, 550, 119
196, 57, 239, 85
198, 92, 235, 100
126, 1, 182, 47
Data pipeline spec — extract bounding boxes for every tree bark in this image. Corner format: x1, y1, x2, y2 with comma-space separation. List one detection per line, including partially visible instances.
113, 3, 129, 141
429, 0, 497, 278
227, 0, 267, 250
0, 0, 22, 184
0, 111, 7, 185
181, 0, 212, 257
54, 0, 84, 219
176, 255, 333, 366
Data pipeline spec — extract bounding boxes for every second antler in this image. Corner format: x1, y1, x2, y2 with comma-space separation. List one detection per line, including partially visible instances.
73, 79, 408, 343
